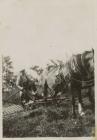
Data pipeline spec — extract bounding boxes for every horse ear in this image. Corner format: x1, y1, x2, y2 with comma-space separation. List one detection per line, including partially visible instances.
92, 48, 94, 54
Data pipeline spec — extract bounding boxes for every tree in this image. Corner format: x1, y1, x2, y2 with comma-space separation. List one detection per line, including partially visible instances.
2, 56, 14, 93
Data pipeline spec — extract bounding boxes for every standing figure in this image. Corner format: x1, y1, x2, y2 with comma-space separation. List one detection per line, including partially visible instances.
16, 69, 37, 107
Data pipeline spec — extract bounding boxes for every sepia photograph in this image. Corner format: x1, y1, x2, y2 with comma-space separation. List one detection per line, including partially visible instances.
0, 0, 95, 138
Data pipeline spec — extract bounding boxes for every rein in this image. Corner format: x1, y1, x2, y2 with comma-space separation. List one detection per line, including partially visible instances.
71, 77, 94, 83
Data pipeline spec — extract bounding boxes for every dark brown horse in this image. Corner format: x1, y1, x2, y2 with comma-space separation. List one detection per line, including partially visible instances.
69, 49, 94, 117
42, 48, 94, 117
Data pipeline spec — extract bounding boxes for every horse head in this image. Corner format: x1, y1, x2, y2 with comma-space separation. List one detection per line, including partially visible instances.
82, 48, 94, 79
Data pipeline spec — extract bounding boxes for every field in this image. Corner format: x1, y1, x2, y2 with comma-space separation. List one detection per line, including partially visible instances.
3, 95, 95, 137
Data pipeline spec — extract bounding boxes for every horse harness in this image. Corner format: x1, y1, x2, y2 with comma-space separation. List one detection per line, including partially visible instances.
68, 52, 94, 88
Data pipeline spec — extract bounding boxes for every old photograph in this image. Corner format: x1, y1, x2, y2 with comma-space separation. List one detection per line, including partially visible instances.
0, 0, 95, 138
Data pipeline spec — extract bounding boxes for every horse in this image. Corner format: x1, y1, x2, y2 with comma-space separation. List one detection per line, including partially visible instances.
68, 48, 94, 117
39, 64, 68, 100
41, 48, 94, 117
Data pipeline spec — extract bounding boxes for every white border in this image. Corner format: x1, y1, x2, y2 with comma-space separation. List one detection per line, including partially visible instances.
0, 0, 97, 139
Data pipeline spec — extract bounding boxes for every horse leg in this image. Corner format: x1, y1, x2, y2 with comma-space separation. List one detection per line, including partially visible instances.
88, 87, 95, 112
72, 92, 76, 118
20, 92, 26, 108
53, 88, 59, 104
44, 80, 48, 101
52, 84, 59, 98
78, 88, 85, 116
70, 80, 76, 118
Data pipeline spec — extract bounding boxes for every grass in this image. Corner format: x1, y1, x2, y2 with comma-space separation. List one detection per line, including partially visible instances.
3, 100, 95, 137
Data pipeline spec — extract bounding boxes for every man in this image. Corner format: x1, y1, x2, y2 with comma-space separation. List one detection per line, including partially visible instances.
16, 69, 37, 107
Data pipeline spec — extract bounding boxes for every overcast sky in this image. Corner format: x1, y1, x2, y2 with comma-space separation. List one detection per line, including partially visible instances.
0, 0, 95, 73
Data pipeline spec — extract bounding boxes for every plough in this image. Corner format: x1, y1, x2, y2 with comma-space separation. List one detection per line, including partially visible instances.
22, 95, 71, 110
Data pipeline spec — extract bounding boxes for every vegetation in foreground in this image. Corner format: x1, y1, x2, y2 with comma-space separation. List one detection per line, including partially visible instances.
3, 100, 95, 137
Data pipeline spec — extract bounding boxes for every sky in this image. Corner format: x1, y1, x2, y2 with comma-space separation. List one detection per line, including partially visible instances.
0, 0, 96, 73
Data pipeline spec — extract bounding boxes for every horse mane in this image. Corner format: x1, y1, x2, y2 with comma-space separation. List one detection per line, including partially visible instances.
83, 48, 94, 56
